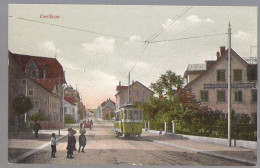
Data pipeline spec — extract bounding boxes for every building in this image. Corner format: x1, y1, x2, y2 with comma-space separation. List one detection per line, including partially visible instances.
184, 46, 257, 120
115, 81, 155, 109
99, 98, 116, 119
8, 51, 66, 125
64, 97, 78, 122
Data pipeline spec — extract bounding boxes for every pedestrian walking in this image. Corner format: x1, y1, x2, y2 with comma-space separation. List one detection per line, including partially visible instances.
159, 128, 162, 136
72, 129, 77, 151
51, 133, 56, 158
33, 121, 41, 138
80, 122, 83, 130
90, 119, 93, 130
66, 128, 74, 159
78, 130, 86, 153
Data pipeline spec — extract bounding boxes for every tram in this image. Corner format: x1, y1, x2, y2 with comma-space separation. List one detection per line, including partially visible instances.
114, 104, 143, 138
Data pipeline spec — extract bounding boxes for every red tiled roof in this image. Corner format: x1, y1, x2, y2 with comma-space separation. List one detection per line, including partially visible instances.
9, 51, 66, 84
115, 81, 155, 96
185, 48, 248, 88
64, 97, 76, 105
35, 78, 57, 92
116, 86, 128, 91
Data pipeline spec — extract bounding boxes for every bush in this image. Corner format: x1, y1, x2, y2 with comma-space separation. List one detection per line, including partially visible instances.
64, 115, 75, 124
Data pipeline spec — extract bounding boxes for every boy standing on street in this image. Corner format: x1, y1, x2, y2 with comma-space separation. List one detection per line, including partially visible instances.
51, 133, 56, 158
66, 128, 74, 159
78, 130, 86, 153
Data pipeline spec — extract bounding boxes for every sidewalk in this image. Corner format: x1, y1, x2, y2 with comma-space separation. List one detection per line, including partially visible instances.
141, 131, 257, 166
8, 129, 69, 163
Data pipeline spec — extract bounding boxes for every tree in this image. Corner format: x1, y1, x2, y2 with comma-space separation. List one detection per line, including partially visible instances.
12, 94, 33, 131
29, 111, 44, 122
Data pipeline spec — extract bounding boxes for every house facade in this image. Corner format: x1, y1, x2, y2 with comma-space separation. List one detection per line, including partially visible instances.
63, 97, 78, 122
184, 46, 257, 121
8, 51, 66, 125
99, 98, 116, 119
115, 81, 155, 110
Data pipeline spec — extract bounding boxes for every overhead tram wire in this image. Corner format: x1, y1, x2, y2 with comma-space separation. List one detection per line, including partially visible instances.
8, 16, 145, 43
148, 6, 193, 42
148, 33, 228, 43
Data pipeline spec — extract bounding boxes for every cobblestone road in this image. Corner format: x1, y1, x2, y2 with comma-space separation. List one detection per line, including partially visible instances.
20, 119, 250, 166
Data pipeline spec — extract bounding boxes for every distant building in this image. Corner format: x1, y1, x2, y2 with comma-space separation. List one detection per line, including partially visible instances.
115, 81, 155, 110
8, 51, 66, 125
64, 97, 78, 122
99, 98, 116, 119
184, 46, 257, 121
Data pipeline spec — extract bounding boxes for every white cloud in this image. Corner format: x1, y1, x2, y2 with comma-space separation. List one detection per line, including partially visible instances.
161, 15, 215, 30
124, 35, 142, 45
186, 15, 215, 23
125, 61, 149, 69
233, 31, 252, 41
81, 36, 115, 54
38, 40, 61, 57
57, 57, 82, 71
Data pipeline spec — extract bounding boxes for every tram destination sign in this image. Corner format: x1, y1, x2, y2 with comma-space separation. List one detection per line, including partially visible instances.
204, 83, 256, 89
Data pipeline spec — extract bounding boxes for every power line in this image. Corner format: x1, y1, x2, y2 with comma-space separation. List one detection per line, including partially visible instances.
148, 6, 193, 42
8, 16, 145, 43
148, 33, 227, 43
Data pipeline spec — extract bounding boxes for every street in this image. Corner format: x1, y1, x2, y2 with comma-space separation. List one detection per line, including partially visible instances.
20, 119, 250, 166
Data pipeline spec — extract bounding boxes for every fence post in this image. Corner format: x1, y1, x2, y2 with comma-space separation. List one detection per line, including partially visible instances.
172, 121, 176, 134
164, 122, 167, 135
148, 121, 150, 131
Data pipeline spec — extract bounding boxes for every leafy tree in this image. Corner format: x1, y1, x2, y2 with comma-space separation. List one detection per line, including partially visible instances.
29, 111, 44, 122
12, 95, 33, 131
64, 114, 75, 124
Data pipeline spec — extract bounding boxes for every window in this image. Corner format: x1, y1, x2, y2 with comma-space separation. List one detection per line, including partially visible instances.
200, 90, 208, 102
28, 89, 34, 96
217, 70, 225, 81
234, 90, 242, 102
21, 79, 26, 85
234, 69, 242, 81
34, 100, 40, 108
217, 90, 225, 102
251, 90, 257, 103
247, 66, 257, 81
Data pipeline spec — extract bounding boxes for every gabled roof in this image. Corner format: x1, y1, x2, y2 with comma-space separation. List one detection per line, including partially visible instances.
100, 99, 116, 107
185, 48, 248, 88
64, 97, 76, 105
115, 81, 155, 96
34, 78, 58, 92
9, 51, 66, 84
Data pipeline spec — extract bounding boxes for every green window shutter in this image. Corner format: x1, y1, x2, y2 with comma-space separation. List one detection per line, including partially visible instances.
234, 90, 242, 102
217, 90, 225, 102
234, 69, 242, 81
251, 90, 257, 102
200, 91, 208, 102
217, 70, 225, 81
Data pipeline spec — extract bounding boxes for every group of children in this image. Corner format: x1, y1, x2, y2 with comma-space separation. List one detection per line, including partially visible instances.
50, 127, 87, 159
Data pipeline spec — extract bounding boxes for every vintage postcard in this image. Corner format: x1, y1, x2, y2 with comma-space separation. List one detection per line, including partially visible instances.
7, 4, 257, 166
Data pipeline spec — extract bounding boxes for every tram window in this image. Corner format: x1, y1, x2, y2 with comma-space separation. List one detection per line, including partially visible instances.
120, 111, 123, 120
134, 110, 139, 120
128, 110, 133, 120
124, 110, 127, 119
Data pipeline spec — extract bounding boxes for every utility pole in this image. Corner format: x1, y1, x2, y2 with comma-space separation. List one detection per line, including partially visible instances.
228, 22, 232, 147
24, 79, 28, 122
128, 72, 130, 104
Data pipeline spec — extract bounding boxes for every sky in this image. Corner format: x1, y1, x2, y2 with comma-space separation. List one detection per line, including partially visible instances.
8, 5, 257, 109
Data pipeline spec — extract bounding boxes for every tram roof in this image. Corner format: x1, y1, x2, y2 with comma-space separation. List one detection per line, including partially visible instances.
119, 104, 136, 109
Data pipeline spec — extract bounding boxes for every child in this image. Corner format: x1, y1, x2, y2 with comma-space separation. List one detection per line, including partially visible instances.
66, 128, 74, 159
51, 133, 56, 158
78, 130, 86, 153
72, 129, 77, 151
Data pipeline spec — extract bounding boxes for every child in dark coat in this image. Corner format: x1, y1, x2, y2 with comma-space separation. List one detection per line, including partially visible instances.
78, 130, 86, 153
66, 128, 74, 158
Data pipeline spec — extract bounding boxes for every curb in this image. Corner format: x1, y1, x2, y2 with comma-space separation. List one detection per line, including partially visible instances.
11, 134, 67, 163
143, 137, 256, 166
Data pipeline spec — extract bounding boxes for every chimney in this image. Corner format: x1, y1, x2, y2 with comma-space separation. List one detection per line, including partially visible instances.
220, 46, 226, 56
216, 51, 220, 60
43, 69, 46, 79
119, 81, 121, 86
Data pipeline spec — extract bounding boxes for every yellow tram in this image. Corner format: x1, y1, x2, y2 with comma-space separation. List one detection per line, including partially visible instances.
114, 104, 143, 137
